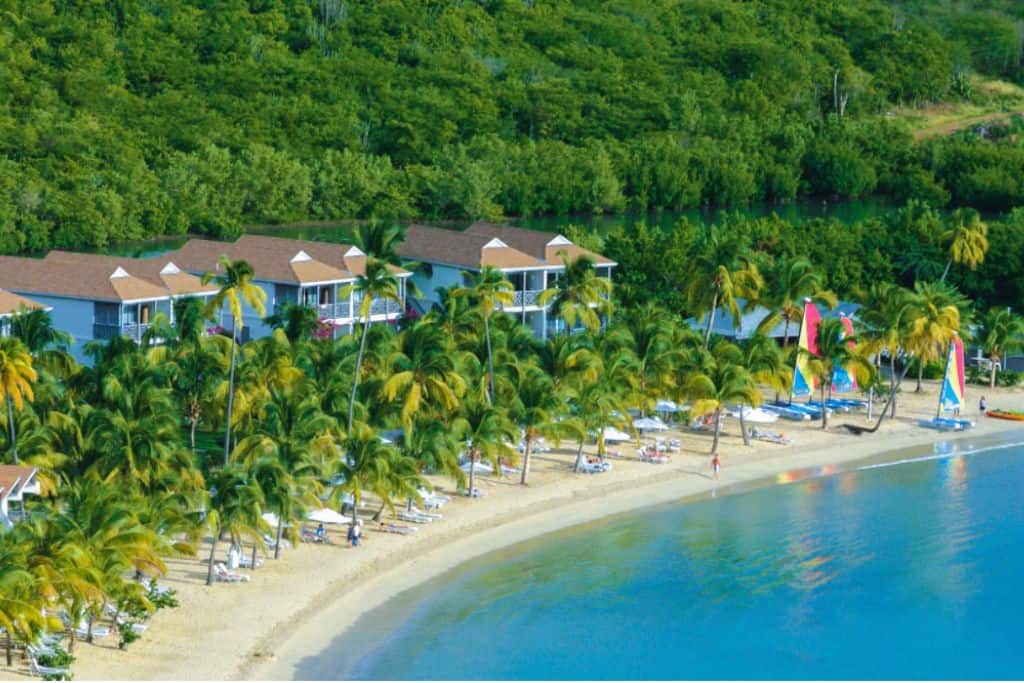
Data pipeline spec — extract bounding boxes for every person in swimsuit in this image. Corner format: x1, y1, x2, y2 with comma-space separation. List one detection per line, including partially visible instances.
711, 453, 721, 480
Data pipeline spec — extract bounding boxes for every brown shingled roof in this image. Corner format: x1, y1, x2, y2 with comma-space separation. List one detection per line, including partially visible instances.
398, 224, 545, 271
0, 255, 171, 303
234, 235, 410, 278
0, 289, 47, 315
0, 465, 37, 498
169, 237, 358, 285
465, 222, 616, 266
44, 252, 217, 297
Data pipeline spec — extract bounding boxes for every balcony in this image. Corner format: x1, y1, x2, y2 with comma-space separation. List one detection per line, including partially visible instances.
93, 322, 152, 341
368, 298, 403, 317
511, 289, 545, 308
317, 301, 353, 320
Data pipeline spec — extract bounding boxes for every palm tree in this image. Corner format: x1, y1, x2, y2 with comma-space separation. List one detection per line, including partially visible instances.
799, 319, 874, 429
758, 256, 837, 399
0, 338, 37, 464
0, 535, 48, 666
616, 304, 680, 413
382, 321, 466, 433
685, 340, 760, 453
537, 255, 613, 334
737, 334, 790, 444
263, 303, 322, 343
906, 281, 967, 392
334, 423, 399, 525
202, 258, 267, 465
511, 364, 566, 485
204, 465, 266, 586
9, 306, 76, 379
452, 397, 519, 499
455, 267, 514, 404
940, 208, 989, 282
975, 307, 1024, 388
400, 417, 465, 487
684, 227, 763, 348
342, 257, 401, 433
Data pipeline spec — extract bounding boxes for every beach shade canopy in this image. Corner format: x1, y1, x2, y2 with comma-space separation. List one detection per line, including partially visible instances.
601, 426, 633, 443
306, 508, 351, 525
633, 416, 669, 432
729, 406, 779, 424
655, 399, 682, 413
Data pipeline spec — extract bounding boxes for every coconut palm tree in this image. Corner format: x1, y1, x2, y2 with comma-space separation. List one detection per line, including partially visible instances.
0, 535, 48, 666
0, 337, 37, 464
799, 319, 874, 429
400, 417, 465, 487
685, 340, 760, 453
9, 306, 76, 379
684, 228, 763, 348
737, 334, 790, 444
455, 266, 514, 404
202, 258, 267, 465
204, 465, 266, 586
537, 255, 614, 335
342, 257, 401, 433
940, 208, 989, 282
382, 321, 467, 433
975, 307, 1024, 388
263, 303, 323, 343
906, 281, 968, 392
510, 364, 566, 485
334, 423, 398, 524
452, 397, 518, 499
616, 304, 682, 414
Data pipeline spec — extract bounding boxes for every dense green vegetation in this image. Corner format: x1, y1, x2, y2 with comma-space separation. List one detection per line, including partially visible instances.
2, 0, 1024, 254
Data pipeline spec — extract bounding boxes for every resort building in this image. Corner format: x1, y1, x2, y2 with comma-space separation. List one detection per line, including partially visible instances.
396, 223, 616, 339
0, 288, 49, 338
168, 235, 411, 340
690, 299, 862, 342
0, 253, 213, 361
0, 465, 41, 529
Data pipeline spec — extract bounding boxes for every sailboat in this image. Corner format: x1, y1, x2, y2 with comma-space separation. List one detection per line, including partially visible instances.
918, 334, 974, 431
767, 299, 823, 420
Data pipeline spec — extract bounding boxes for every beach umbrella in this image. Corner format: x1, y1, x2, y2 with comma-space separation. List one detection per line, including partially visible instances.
633, 416, 669, 432
729, 406, 779, 424
601, 426, 632, 443
261, 512, 280, 528
306, 508, 351, 525
655, 399, 681, 413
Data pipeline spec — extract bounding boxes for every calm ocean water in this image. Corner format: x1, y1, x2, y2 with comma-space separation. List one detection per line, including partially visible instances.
297, 436, 1024, 680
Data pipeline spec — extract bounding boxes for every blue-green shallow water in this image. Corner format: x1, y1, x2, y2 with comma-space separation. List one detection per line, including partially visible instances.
299, 437, 1024, 680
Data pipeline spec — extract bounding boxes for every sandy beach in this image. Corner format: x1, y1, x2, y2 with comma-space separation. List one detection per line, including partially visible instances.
6, 382, 1023, 681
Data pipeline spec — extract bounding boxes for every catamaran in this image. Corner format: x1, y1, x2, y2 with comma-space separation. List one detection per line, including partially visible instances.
918, 334, 974, 431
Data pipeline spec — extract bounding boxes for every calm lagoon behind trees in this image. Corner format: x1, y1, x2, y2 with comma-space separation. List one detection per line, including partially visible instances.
297, 435, 1024, 680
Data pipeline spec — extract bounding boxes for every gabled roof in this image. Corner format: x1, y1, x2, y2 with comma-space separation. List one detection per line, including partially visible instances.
0, 255, 171, 303
233, 235, 410, 278
168, 237, 353, 285
43, 252, 217, 297
0, 289, 48, 316
0, 465, 38, 499
398, 224, 545, 271
465, 222, 616, 266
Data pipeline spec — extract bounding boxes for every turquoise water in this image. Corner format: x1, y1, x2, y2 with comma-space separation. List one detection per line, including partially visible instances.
297, 435, 1024, 680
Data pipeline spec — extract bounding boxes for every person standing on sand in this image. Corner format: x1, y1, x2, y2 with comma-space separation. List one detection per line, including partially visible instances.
347, 519, 363, 547
711, 452, 721, 480
980, 395, 987, 415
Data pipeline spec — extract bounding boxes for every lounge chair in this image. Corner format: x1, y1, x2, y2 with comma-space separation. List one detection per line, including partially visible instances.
640, 448, 670, 464
409, 505, 442, 520
263, 534, 291, 551
237, 552, 266, 567
30, 654, 69, 678
213, 562, 250, 583
750, 427, 793, 445
377, 522, 417, 535
62, 615, 110, 640
397, 511, 434, 524
577, 458, 611, 473
27, 643, 58, 658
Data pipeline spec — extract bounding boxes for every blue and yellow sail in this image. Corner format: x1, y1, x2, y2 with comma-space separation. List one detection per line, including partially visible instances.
939, 335, 966, 413
792, 300, 820, 398
830, 314, 858, 393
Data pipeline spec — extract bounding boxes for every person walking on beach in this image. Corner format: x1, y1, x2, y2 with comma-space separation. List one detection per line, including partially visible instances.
347, 519, 363, 548
980, 395, 987, 415
711, 452, 721, 480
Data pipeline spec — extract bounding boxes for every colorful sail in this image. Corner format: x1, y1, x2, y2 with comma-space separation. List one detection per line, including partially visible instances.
831, 314, 858, 393
939, 336, 966, 413
791, 300, 821, 398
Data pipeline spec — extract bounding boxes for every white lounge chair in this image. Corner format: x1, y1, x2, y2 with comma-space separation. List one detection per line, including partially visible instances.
30, 654, 68, 678
377, 522, 417, 535
409, 505, 442, 520
577, 458, 611, 473
397, 511, 434, 524
63, 615, 109, 640
213, 562, 250, 583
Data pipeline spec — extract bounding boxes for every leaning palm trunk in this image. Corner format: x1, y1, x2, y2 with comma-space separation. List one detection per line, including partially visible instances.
205, 530, 220, 586
940, 258, 952, 282
573, 440, 585, 473
250, 542, 258, 571
188, 399, 200, 452
710, 408, 722, 453
990, 357, 998, 389
484, 315, 496, 404
6, 396, 17, 464
467, 456, 476, 498
519, 437, 532, 485
347, 319, 371, 433
223, 333, 238, 466
778, 317, 792, 403
820, 377, 829, 430
5, 629, 12, 666
889, 355, 898, 418
738, 404, 749, 446
274, 514, 284, 560
703, 289, 720, 349
373, 501, 387, 522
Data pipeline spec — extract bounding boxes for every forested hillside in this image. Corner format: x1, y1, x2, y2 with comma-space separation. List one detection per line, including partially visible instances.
2, 0, 1024, 253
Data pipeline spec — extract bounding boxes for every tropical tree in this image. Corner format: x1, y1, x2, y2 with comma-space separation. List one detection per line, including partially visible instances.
975, 307, 1024, 388
0, 535, 48, 666
616, 304, 681, 413
685, 340, 760, 452
203, 465, 266, 586
9, 307, 76, 379
684, 228, 763, 348
263, 303, 322, 343
940, 208, 989, 282
537, 255, 613, 334
400, 417, 465, 486
342, 257, 401, 433
0, 337, 37, 464
906, 281, 968, 392
202, 258, 267, 465
799, 319, 874, 429
382, 321, 466, 433
452, 397, 518, 499
737, 334, 790, 444
510, 364, 566, 485
455, 266, 514, 403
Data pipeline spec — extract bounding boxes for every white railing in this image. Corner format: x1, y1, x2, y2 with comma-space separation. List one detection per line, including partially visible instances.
512, 289, 545, 307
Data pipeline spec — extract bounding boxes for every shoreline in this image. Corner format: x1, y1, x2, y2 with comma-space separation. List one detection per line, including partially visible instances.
51, 384, 1023, 682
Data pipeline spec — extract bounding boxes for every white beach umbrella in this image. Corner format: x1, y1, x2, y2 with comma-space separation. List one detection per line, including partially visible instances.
261, 512, 280, 528
655, 399, 682, 413
729, 406, 779, 424
601, 426, 633, 443
306, 508, 351, 525
633, 416, 669, 432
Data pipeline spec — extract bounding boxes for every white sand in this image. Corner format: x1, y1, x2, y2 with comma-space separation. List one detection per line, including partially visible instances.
5, 382, 1022, 681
